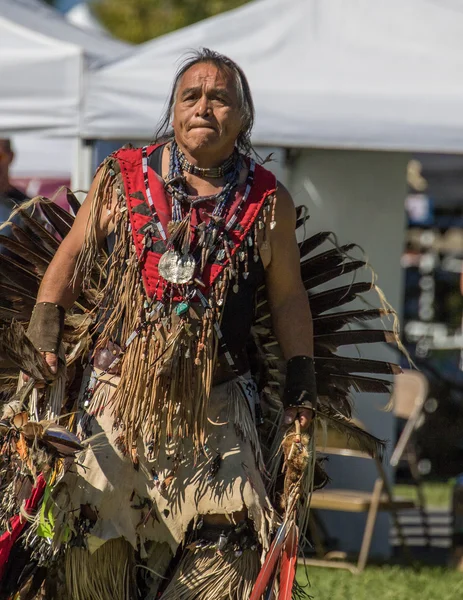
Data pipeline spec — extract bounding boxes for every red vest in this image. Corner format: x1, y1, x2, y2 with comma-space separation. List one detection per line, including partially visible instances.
115, 144, 276, 299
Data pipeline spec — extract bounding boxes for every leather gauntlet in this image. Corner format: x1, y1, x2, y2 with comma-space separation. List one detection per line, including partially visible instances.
26, 302, 65, 354
282, 355, 317, 410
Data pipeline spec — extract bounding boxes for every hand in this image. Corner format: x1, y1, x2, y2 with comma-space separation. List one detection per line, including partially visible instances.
42, 352, 58, 375
22, 352, 58, 387
284, 406, 313, 431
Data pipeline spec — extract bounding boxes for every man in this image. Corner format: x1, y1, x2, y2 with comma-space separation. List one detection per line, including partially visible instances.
0, 139, 29, 223
31, 47, 314, 597
0, 49, 390, 599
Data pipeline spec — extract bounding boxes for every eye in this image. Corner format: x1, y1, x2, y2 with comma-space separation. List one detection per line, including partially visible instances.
213, 94, 228, 105
181, 90, 199, 102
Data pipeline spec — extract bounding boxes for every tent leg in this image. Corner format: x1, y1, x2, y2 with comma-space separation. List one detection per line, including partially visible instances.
71, 137, 93, 199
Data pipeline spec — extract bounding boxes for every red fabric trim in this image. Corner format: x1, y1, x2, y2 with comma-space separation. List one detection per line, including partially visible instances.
0, 473, 46, 582
116, 144, 277, 299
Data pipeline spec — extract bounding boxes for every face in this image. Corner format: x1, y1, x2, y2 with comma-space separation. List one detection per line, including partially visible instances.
0, 143, 13, 182
172, 62, 243, 159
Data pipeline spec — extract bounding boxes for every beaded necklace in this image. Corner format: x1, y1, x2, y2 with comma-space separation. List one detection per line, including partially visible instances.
140, 142, 259, 300
176, 144, 238, 179
86, 145, 274, 401
158, 142, 246, 285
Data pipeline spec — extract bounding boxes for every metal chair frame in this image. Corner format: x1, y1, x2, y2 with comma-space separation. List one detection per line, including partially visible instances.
304, 370, 429, 574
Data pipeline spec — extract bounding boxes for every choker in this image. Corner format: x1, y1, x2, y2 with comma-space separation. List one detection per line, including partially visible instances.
176, 145, 238, 179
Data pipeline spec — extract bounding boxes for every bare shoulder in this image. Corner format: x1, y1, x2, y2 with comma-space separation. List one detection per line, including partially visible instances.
68, 164, 115, 244
274, 181, 296, 228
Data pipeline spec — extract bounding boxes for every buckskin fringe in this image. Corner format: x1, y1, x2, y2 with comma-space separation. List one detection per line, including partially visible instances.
159, 547, 260, 600
65, 538, 136, 600
73, 158, 218, 456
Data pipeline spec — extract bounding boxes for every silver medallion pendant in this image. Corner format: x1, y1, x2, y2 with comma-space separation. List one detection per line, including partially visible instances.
158, 250, 196, 284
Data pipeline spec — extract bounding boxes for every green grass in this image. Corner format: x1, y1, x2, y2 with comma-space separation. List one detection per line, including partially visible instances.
298, 565, 463, 600
394, 481, 453, 509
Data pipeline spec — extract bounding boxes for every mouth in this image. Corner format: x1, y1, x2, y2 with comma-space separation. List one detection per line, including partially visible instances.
189, 124, 216, 132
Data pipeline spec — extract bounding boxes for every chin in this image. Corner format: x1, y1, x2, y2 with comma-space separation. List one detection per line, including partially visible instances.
188, 133, 220, 152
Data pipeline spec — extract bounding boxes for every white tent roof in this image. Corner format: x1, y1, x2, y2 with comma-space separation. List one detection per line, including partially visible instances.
10, 135, 73, 177
0, 0, 129, 136
84, 0, 463, 152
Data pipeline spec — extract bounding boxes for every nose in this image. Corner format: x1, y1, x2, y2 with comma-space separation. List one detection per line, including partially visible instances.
195, 94, 211, 117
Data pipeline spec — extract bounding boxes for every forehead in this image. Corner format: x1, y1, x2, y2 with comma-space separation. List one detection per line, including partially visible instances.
177, 62, 237, 93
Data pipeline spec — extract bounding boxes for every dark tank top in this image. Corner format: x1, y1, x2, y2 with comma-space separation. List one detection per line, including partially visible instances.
149, 145, 265, 357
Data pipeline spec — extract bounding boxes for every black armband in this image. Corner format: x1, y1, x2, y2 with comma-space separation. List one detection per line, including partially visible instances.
282, 355, 317, 410
26, 302, 65, 354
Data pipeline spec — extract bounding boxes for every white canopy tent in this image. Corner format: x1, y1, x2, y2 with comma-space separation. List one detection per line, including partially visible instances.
84, 0, 463, 153
0, 0, 129, 136
0, 15, 80, 136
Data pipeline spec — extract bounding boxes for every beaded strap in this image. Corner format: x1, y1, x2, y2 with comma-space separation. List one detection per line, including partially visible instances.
142, 146, 167, 241
225, 160, 255, 232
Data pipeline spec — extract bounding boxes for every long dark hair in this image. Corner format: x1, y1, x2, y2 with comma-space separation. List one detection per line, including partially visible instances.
153, 48, 255, 156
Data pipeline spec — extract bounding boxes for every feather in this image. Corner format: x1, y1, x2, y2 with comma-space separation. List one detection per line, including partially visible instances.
66, 188, 82, 217
0, 235, 50, 273
0, 282, 36, 306
315, 356, 402, 375
278, 524, 298, 600
295, 205, 305, 221
300, 243, 357, 271
0, 306, 23, 321
0, 321, 51, 382
298, 232, 331, 257
15, 209, 60, 254
39, 423, 84, 455
264, 572, 277, 600
295, 217, 308, 231
317, 409, 385, 459
308, 282, 374, 314
315, 329, 396, 350
313, 308, 392, 333
295, 205, 310, 231
44, 198, 75, 228
9, 222, 54, 260
303, 260, 366, 289
317, 390, 353, 418
314, 459, 331, 489
39, 201, 73, 239
317, 373, 393, 395
0, 254, 40, 293
0, 301, 33, 322
249, 522, 289, 600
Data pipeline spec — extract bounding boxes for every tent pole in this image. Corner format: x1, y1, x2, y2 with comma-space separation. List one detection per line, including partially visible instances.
71, 137, 93, 200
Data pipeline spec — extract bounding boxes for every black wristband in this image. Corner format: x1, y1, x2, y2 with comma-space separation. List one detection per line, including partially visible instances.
283, 355, 317, 410
26, 302, 65, 354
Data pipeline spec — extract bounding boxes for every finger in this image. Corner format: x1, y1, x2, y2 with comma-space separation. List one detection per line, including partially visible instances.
44, 352, 58, 375
284, 407, 298, 425
299, 409, 314, 430
21, 372, 45, 388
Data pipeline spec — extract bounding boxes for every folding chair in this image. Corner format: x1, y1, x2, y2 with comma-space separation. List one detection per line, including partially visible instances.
305, 371, 428, 573
389, 369, 430, 546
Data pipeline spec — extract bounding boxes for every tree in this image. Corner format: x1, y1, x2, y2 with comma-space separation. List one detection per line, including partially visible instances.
91, 0, 251, 44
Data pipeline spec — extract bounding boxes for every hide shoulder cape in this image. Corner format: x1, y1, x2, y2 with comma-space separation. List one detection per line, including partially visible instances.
0, 145, 401, 600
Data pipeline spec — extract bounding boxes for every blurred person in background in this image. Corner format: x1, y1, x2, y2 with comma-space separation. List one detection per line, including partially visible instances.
0, 139, 29, 221
0, 138, 51, 249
